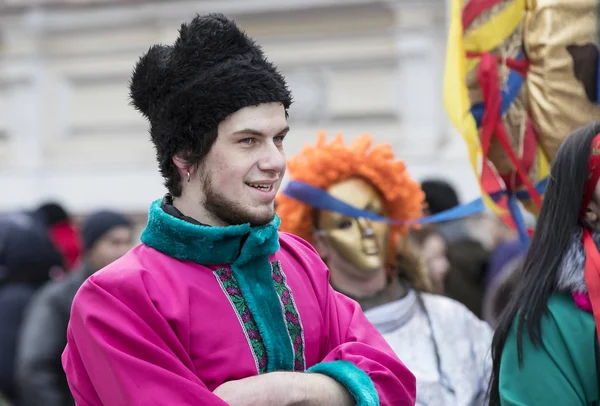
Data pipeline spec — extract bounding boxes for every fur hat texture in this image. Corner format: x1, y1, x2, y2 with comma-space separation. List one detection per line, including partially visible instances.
129, 13, 293, 182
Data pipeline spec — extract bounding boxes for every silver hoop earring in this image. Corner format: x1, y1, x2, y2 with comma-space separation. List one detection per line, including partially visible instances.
187, 171, 191, 183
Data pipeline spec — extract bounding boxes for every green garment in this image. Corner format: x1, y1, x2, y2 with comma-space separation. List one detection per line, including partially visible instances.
500, 294, 600, 405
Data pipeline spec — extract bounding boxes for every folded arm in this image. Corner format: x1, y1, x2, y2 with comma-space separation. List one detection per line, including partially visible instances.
310, 285, 416, 406
212, 370, 353, 406
62, 273, 228, 406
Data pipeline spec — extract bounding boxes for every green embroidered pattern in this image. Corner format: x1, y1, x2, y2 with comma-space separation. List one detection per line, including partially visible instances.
214, 268, 268, 373
214, 263, 306, 373
271, 261, 306, 371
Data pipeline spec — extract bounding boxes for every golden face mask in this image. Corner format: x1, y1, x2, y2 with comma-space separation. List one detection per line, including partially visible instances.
316, 177, 390, 272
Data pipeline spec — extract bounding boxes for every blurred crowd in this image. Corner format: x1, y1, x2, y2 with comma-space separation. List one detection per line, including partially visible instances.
0, 204, 134, 406
0, 178, 524, 406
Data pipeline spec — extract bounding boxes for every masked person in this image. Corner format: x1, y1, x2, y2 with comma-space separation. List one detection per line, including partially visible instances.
277, 133, 493, 406
61, 14, 416, 406
489, 121, 600, 405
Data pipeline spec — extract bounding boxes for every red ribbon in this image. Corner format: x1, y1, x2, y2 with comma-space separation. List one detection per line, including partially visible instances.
462, 0, 504, 31
477, 52, 542, 208
466, 52, 529, 75
499, 119, 538, 192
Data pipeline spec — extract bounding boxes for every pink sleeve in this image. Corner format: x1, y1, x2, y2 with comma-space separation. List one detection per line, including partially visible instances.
62, 272, 228, 406
308, 286, 416, 406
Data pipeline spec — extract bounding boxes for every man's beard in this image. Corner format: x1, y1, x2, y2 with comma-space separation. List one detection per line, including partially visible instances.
202, 174, 275, 227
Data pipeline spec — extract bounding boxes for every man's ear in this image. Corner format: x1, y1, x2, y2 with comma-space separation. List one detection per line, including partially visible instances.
173, 155, 199, 180
172, 155, 188, 172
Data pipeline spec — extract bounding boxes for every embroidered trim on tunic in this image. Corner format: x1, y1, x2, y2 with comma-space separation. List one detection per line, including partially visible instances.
271, 261, 307, 371
214, 268, 268, 374
214, 263, 306, 373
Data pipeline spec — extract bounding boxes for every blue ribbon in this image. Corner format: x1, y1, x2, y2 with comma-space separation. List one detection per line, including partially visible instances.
507, 195, 530, 246
281, 177, 548, 225
470, 52, 525, 128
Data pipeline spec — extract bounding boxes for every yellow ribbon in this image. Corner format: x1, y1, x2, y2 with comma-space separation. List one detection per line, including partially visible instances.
464, 0, 526, 73
443, 0, 508, 214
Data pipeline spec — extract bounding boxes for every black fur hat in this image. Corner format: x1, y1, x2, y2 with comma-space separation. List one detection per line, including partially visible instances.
129, 13, 292, 191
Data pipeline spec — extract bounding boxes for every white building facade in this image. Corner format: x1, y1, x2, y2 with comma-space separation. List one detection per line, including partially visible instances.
0, 0, 478, 215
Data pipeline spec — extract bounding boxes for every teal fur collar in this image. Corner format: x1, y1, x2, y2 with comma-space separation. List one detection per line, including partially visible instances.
140, 199, 294, 372
141, 199, 280, 265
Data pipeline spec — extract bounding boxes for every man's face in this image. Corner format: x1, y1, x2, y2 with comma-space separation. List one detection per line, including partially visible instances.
198, 102, 289, 226
316, 178, 390, 273
88, 226, 134, 270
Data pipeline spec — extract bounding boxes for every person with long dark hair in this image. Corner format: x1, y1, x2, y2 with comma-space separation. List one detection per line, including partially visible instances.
489, 121, 600, 405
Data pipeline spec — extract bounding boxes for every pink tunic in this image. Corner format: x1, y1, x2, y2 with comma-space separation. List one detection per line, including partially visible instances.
63, 232, 416, 405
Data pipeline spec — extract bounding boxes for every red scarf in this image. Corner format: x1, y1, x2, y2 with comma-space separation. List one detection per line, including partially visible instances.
580, 134, 600, 343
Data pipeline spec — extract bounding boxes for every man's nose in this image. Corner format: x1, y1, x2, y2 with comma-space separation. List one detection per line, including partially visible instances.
257, 142, 286, 173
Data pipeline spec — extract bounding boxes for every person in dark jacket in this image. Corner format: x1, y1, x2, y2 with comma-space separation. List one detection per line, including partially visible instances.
443, 238, 490, 319
421, 179, 472, 243
0, 213, 64, 403
16, 210, 134, 406
34, 202, 83, 272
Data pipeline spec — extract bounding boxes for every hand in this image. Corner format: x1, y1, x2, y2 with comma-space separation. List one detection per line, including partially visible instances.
212, 377, 259, 406
212, 373, 294, 406
212, 372, 353, 406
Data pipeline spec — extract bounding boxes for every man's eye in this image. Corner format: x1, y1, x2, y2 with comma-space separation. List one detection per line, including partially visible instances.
240, 138, 255, 145
274, 135, 285, 144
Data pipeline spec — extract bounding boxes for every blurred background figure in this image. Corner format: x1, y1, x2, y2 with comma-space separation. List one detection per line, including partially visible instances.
443, 237, 490, 319
34, 202, 83, 273
420, 179, 491, 317
277, 134, 492, 406
0, 214, 64, 404
409, 225, 451, 295
482, 254, 524, 328
16, 210, 133, 406
420, 178, 524, 319
480, 232, 527, 327
421, 179, 469, 243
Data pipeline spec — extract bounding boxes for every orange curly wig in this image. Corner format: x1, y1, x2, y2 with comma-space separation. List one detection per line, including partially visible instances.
276, 132, 426, 260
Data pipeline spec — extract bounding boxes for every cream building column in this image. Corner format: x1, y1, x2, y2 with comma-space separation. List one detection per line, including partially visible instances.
0, 8, 48, 201
388, 1, 480, 201
391, 3, 446, 157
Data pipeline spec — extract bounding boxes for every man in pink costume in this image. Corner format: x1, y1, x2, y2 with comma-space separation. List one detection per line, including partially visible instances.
61, 13, 416, 406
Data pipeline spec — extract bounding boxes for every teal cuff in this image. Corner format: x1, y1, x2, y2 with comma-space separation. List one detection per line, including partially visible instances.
307, 360, 379, 406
